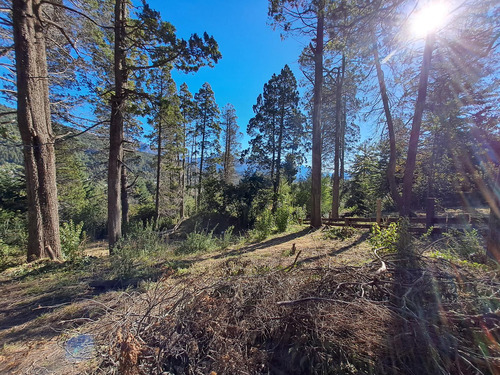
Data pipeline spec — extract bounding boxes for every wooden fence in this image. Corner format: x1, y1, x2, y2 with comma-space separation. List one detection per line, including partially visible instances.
304, 198, 486, 234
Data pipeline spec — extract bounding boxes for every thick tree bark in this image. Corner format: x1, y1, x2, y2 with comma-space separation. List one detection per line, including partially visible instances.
121, 164, 129, 230
311, 0, 324, 228
373, 40, 402, 211
108, 0, 127, 249
401, 33, 435, 216
13, 0, 62, 261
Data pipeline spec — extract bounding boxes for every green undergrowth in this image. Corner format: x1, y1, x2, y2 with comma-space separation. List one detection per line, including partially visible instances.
426, 228, 492, 269
175, 225, 238, 255
323, 226, 357, 241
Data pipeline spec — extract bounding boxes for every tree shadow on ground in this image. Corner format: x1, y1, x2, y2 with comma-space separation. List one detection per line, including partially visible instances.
210, 227, 313, 260
295, 231, 371, 266
0, 257, 180, 346
378, 248, 491, 374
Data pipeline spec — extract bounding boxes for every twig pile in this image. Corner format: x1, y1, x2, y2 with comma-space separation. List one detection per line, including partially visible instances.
88, 255, 499, 375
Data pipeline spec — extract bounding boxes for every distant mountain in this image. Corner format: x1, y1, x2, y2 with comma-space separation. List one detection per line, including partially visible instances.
0, 110, 155, 182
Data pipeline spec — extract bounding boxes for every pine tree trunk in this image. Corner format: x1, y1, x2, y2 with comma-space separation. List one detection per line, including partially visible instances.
155, 77, 164, 227
332, 57, 345, 220
373, 39, 402, 211
340, 99, 346, 181
223, 117, 230, 183
179, 122, 186, 219
155, 119, 162, 226
311, 1, 324, 228
271, 114, 276, 185
273, 100, 285, 213
427, 129, 438, 199
401, 33, 435, 216
121, 164, 129, 230
108, 0, 127, 249
13, 0, 62, 261
197, 116, 206, 211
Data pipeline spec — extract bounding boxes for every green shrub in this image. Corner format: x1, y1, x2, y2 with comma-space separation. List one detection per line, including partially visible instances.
0, 208, 27, 248
291, 205, 307, 225
369, 222, 400, 253
0, 238, 24, 271
219, 226, 235, 249
254, 210, 274, 240
176, 228, 219, 255
60, 220, 86, 261
111, 244, 136, 280
124, 220, 163, 255
109, 221, 164, 280
275, 206, 290, 233
442, 228, 484, 261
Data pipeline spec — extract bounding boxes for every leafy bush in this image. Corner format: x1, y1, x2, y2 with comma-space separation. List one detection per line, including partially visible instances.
249, 187, 274, 226
75, 185, 107, 240
60, 220, 86, 261
0, 208, 27, 248
275, 206, 290, 233
253, 210, 274, 241
291, 205, 307, 225
111, 245, 136, 280
219, 226, 235, 249
176, 228, 219, 255
369, 222, 400, 253
109, 221, 165, 279
440, 228, 485, 262
0, 238, 24, 271
124, 220, 163, 255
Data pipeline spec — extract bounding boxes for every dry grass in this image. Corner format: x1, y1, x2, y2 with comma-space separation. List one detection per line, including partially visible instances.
1, 226, 499, 375
87, 240, 500, 375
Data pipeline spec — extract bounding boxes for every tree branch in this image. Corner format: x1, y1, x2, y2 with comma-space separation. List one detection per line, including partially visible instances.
0, 88, 17, 96
0, 110, 16, 117
54, 120, 108, 144
40, 0, 114, 29
38, 16, 79, 56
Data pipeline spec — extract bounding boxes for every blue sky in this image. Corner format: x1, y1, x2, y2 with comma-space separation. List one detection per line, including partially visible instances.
148, 0, 308, 149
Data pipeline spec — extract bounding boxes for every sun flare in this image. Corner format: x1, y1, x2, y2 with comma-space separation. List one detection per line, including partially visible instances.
411, 2, 449, 37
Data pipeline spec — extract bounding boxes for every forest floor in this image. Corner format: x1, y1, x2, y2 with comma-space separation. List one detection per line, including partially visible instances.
0, 224, 498, 374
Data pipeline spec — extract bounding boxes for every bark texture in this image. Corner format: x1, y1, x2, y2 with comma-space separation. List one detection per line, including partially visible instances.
332, 56, 345, 220
108, 0, 127, 249
310, 0, 324, 228
401, 34, 435, 216
373, 40, 402, 211
13, 0, 62, 261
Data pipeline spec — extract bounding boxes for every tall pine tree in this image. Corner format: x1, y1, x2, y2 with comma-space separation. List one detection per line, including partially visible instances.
245, 65, 306, 211
194, 82, 221, 210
